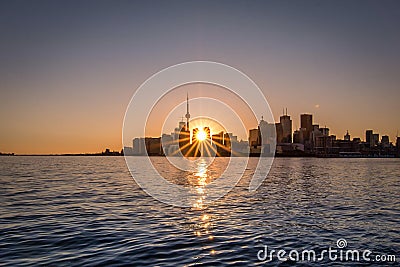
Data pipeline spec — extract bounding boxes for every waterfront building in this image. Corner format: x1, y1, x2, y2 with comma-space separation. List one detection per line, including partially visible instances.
381, 135, 390, 148
300, 114, 313, 143
133, 137, 146, 155
212, 131, 224, 145
366, 130, 374, 147
279, 109, 292, 143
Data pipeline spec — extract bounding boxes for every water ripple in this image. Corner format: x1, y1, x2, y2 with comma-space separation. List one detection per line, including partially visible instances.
0, 156, 399, 266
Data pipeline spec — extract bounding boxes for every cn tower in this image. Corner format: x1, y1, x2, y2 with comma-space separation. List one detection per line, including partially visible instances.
185, 93, 190, 130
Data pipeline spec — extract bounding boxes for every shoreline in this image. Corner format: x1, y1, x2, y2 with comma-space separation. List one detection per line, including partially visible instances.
3, 154, 398, 158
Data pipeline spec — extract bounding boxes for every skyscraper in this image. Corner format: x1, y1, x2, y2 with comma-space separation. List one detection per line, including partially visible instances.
212, 131, 224, 145
258, 116, 275, 146
178, 128, 190, 156
366, 130, 373, 147
373, 133, 379, 147
249, 129, 260, 148
381, 135, 389, 148
221, 133, 231, 156
275, 123, 283, 143
224, 132, 231, 148
280, 109, 292, 143
300, 114, 313, 143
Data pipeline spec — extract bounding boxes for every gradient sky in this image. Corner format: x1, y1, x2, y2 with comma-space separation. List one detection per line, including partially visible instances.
1, 0, 399, 154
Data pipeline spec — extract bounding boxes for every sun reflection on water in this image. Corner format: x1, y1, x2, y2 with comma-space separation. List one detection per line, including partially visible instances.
190, 158, 216, 255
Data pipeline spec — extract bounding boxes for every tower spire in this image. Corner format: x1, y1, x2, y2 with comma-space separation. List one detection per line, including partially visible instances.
185, 93, 190, 130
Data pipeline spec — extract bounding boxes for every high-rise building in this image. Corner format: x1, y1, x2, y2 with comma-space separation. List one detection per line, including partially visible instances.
212, 131, 224, 145
179, 121, 186, 131
366, 130, 373, 147
280, 113, 292, 143
223, 133, 232, 156
322, 127, 330, 135
248, 117, 275, 155
224, 132, 232, 148
144, 137, 162, 155
132, 137, 146, 155
300, 114, 313, 143
373, 133, 379, 147
179, 126, 190, 156
310, 125, 322, 150
258, 116, 275, 146
293, 130, 302, 144
249, 129, 260, 148
275, 123, 283, 143
381, 135, 390, 148
212, 131, 224, 156
161, 134, 173, 155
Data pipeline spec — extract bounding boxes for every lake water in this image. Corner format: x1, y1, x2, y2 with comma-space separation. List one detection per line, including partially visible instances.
1, 156, 399, 266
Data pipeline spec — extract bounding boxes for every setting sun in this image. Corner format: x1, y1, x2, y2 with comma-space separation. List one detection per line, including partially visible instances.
196, 129, 207, 141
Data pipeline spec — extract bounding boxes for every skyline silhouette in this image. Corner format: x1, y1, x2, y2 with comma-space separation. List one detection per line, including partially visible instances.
124, 94, 400, 158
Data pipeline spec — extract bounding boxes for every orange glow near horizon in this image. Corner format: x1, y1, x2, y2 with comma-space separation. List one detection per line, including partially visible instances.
142, 83, 258, 147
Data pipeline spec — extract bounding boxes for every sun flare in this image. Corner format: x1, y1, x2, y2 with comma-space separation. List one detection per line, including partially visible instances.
196, 130, 207, 141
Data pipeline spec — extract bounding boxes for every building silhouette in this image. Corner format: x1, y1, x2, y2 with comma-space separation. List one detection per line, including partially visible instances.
212, 131, 224, 146
300, 114, 313, 144
276, 108, 292, 143
178, 125, 190, 156
344, 130, 350, 141
366, 130, 374, 147
397, 137, 400, 157
248, 117, 276, 156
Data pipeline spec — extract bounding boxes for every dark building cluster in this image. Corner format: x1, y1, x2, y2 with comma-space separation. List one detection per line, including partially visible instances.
271, 112, 400, 157
128, 94, 249, 157
101, 148, 122, 156
0, 152, 14, 156
126, 95, 400, 158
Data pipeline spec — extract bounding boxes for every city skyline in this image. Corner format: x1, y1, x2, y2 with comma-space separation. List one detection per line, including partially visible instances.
136, 109, 398, 146
133, 93, 397, 145
1, 1, 399, 154
127, 94, 399, 158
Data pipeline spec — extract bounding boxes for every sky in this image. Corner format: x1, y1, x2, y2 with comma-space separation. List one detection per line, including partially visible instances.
0, 0, 399, 154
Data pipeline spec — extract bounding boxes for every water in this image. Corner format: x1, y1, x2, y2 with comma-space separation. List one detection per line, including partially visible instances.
1, 156, 399, 266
